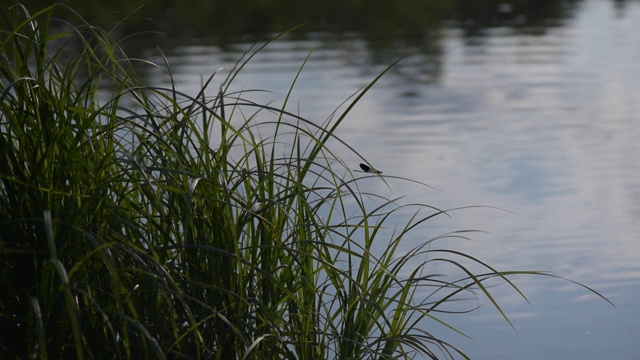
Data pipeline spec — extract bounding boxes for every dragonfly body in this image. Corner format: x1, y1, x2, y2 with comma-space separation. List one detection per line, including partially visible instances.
360, 163, 382, 174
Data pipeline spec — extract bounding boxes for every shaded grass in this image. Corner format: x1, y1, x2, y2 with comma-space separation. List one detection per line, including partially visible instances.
0, 2, 612, 359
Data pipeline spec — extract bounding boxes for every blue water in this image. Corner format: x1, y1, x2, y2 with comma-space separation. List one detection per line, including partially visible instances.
143, 0, 640, 358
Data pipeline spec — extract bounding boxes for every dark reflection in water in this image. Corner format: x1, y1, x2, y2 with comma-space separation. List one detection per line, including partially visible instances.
18, 0, 636, 89
22, 0, 581, 34
22, 0, 588, 57
13, 0, 640, 358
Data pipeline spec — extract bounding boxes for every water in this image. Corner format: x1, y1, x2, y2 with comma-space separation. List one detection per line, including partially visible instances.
136, 0, 640, 358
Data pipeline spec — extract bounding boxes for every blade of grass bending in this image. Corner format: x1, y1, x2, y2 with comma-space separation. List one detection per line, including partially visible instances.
522, 273, 616, 307
219, 24, 306, 96
303, 51, 416, 180
241, 334, 273, 360
270, 50, 313, 178
430, 256, 523, 330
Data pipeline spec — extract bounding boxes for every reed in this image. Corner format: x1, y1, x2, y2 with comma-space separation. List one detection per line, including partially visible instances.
0, 2, 611, 359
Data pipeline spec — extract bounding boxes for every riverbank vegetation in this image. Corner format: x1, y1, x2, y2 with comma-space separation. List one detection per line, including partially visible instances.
0, 2, 610, 359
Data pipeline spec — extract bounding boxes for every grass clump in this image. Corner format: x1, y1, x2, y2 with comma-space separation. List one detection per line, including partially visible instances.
0, 2, 611, 359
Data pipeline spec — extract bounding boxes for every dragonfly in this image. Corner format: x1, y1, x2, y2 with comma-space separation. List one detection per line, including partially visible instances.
359, 163, 382, 174
358, 163, 390, 190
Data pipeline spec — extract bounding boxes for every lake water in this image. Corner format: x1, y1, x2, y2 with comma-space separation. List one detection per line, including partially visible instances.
134, 0, 640, 358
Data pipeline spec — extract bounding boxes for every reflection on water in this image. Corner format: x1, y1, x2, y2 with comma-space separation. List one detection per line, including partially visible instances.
143, 2, 639, 358
36, 0, 640, 358
24, 0, 583, 47
134, 1, 640, 358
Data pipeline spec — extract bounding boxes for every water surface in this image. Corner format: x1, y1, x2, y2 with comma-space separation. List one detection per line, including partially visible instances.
135, 0, 640, 358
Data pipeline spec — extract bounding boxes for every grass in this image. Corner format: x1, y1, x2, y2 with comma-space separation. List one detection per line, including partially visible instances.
0, 2, 612, 359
